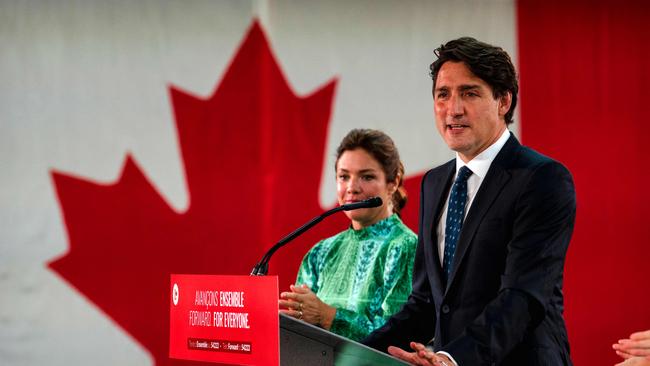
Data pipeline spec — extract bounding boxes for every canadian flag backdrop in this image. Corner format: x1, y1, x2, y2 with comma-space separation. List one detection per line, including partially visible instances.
1, 1, 648, 365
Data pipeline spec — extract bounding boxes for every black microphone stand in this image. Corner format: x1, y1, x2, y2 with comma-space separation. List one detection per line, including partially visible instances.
250, 197, 382, 276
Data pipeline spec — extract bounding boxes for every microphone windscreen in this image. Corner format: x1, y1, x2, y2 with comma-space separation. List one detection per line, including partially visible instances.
365, 196, 383, 208
342, 196, 383, 211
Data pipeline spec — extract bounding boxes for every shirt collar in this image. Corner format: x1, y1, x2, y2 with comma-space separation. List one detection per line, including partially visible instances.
455, 128, 510, 179
349, 213, 399, 239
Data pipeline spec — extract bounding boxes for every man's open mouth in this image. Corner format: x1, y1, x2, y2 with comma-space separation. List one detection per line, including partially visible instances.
447, 124, 468, 130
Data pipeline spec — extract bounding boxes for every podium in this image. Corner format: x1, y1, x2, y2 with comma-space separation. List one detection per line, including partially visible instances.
280, 313, 409, 366
169, 274, 408, 366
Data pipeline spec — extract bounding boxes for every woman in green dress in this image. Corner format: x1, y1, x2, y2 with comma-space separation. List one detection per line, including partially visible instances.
279, 129, 417, 341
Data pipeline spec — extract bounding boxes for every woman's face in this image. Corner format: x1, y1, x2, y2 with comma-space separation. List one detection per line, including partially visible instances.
336, 148, 396, 230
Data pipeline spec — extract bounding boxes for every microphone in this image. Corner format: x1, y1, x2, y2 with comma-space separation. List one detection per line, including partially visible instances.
250, 196, 383, 275
340, 196, 383, 211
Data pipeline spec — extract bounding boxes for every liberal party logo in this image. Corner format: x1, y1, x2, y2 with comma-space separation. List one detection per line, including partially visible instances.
172, 283, 179, 306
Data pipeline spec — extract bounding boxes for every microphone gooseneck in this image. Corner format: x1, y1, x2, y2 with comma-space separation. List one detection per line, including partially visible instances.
250, 196, 383, 275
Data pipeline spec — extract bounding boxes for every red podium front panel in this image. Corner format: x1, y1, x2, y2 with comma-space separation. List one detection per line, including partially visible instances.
169, 274, 279, 366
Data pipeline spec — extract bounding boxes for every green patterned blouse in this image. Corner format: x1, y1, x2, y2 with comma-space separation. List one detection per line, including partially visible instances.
296, 214, 417, 341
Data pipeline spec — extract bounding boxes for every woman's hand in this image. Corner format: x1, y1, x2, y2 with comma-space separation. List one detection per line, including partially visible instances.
279, 284, 336, 329
615, 356, 650, 366
614, 330, 650, 359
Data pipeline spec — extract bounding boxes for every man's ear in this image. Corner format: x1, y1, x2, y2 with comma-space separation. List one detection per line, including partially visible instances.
498, 92, 512, 117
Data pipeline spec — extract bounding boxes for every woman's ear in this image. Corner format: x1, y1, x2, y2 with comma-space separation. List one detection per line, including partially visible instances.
389, 175, 400, 195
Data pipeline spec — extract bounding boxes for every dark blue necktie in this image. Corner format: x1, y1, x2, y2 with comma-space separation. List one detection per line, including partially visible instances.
442, 166, 473, 285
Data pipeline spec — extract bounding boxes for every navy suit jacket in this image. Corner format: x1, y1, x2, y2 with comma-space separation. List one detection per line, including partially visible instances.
363, 133, 576, 365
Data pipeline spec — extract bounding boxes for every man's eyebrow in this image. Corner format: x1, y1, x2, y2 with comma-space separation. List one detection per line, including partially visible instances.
459, 84, 482, 91
434, 84, 482, 92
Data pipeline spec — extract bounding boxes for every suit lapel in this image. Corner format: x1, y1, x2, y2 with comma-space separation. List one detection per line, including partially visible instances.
445, 134, 519, 292
425, 161, 455, 298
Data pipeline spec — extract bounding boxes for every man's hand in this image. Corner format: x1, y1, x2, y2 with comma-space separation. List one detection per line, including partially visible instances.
387, 342, 454, 366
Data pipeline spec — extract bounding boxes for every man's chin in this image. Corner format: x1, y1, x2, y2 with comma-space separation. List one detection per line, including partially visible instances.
445, 141, 469, 154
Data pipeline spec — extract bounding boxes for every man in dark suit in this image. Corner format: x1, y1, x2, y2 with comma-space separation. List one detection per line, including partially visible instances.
362, 37, 576, 365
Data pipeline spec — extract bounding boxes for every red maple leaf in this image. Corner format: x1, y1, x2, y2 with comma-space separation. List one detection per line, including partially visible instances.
48, 21, 423, 365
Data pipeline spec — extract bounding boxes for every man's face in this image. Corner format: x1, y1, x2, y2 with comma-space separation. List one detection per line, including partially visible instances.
433, 61, 511, 162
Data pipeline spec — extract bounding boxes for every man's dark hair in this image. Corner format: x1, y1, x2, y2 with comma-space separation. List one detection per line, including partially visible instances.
429, 37, 518, 124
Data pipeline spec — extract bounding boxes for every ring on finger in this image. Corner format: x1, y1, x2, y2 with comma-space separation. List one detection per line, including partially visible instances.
298, 310, 303, 320
299, 302, 303, 310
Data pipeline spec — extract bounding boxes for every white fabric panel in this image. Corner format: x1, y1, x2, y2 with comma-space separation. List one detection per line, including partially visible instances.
0, 1, 515, 364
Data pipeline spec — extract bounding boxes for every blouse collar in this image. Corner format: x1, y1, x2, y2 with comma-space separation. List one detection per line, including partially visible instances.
349, 213, 400, 239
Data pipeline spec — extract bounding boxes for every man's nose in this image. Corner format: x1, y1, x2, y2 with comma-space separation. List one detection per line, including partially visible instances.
448, 94, 464, 117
